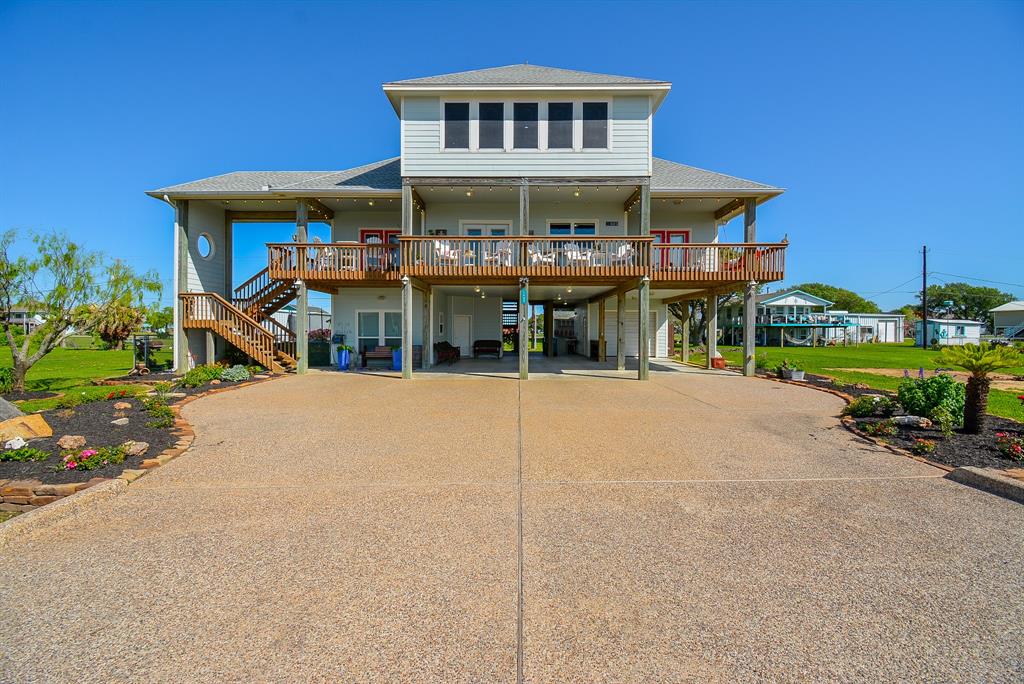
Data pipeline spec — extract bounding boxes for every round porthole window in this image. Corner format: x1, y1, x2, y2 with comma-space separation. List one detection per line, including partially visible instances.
197, 233, 214, 259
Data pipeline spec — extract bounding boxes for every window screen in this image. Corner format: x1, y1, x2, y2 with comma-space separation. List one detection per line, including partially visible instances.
582, 102, 608, 149
548, 102, 573, 149
444, 103, 469, 149
514, 103, 538, 149
479, 102, 505, 149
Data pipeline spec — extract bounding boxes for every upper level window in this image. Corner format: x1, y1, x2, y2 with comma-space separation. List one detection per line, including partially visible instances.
479, 102, 505, 149
444, 102, 469, 149
549, 221, 596, 236
582, 102, 609, 149
548, 102, 573, 149
514, 103, 538, 149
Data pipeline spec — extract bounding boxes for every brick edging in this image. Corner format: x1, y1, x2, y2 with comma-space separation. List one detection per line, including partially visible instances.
0, 375, 283, 518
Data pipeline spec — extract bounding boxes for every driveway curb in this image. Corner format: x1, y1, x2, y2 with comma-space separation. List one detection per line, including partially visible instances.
945, 466, 1024, 504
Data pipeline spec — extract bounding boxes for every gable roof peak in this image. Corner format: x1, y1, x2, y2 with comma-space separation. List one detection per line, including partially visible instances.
384, 63, 670, 87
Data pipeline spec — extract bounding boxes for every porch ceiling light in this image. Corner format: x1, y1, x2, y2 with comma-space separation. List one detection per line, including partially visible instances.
573, 187, 580, 197
368, 200, 375, 207
474, 286, 480, 293
567, 287, 573, 294
466, 188, 473, 197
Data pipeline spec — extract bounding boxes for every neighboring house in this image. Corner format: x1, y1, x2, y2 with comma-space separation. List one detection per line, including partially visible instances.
722, 288, 903, 346
148, 64, 790, 378
989, 301, 1024, 341
270, 304, 331, 334
3, 307, 44, 333
914, 319, 982, 346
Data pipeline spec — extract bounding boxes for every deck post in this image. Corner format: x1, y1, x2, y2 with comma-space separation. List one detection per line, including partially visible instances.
544, 302, 554, 358
422, 285, 432, 369
597, 299, 607, 362
295, 201, 309, 374
205, 331, 215, 364
518, 277, 529, 380
519, 181, 529, 236
742, 198, 758, 377
681, 302, 690, 363
706, 294, 717, 370
402, 183, 413, 235
174, 200, 189, 373
616, 291, 626, 371
638, 276, 650, 380
401, 276, 413, 379
640, 182, 651, 236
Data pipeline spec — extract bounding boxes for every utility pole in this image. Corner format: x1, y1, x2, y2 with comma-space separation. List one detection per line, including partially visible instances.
921, 245, 928, 349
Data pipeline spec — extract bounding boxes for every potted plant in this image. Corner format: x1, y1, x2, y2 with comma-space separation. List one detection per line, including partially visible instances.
336, 344, 353, 371
777, 359, 805, 381
391, 345, 402, 371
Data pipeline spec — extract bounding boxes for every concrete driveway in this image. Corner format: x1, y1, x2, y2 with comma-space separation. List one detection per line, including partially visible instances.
2, 368, 1022, 682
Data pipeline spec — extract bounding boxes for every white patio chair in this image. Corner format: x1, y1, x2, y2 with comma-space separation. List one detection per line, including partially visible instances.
433, 240, 462, 266
564, 242, 594, 267
527, 245, 556, 266
483, 240, 514, 267
608, 243, 635, 266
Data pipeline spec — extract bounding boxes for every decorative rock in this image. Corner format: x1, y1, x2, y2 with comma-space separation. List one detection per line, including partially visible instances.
893, 415, 932, 428
113, 401, 132, 410
57, 435, 86, 450
210, 379, 222, 385
121, 441, 149, 457
110, 418, 129, 426
29, 495, 59, 506
117, 469, 147, 483
253, 374, 269, 379
168, 392, 186, 398
4, 436, 26, 450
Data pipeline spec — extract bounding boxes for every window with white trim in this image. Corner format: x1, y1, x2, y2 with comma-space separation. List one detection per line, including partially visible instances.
547, 102, 573, 149
513, 103, 538, 149
444, 103, 469, 149
478, 102, 505, 149
549, 221, 597, 236
582, 102, 609, 149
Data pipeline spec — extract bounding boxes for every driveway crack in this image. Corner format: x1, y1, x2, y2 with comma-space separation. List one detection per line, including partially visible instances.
516, 380, 525, 684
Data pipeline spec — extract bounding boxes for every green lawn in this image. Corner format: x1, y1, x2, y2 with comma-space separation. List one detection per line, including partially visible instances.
686, 342, 1024, 423
0, 344, 172, 412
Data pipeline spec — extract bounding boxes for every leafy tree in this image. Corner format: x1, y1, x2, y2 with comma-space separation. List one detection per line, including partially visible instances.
88, 260, 161, 350
912, 282, 1013, 332
0, 231, 98, 392
146, 305, 174, 334
668, 292, 743, 348
790, 282, 880, 313
937, 343, 1021, 433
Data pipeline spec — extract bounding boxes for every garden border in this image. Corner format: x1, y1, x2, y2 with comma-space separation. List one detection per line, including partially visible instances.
0, 375, 285, 545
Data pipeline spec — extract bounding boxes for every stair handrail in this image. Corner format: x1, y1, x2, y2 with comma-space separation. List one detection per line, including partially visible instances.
179, 292, 277, 368
234, 268, 271, 307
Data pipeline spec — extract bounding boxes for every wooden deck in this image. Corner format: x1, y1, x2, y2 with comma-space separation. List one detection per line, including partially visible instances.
267, 238, 786, 287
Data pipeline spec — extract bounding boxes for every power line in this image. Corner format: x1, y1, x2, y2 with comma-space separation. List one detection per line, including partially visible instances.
928, 271, 1024, 290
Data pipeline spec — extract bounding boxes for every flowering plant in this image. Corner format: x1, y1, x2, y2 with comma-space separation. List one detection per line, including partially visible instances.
106, 390, 128, 401
911, 438, 937, 456
60, 445, 127, 471
995, 432, 1024, 461
308, 328, 333, 341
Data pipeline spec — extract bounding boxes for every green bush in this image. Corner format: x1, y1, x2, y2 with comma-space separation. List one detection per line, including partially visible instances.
0, 446, 50, 462
177, 364, 223, 388
911, 438, 937, 455
861, 419, 898, 438
143, 398, 175, 428
0, 367, 13, 394
59, 444, 126, 471
897, 374, 965, 425
842, 396, 897, 418
54, 393, 85, 410
220, 364, 251, 382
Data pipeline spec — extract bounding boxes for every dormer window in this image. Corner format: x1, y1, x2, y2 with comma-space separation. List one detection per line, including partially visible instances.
582, 102, 609, 149
478, 102, 505, 149
444, 102, 469, 149
513, 103, 538, 149
547, 102, 573, 149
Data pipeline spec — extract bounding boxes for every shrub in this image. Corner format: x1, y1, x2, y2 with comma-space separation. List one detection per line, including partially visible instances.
0, 446, 50, 462
861, 419, 898, 438
897, 374, 965, 424
995, 432, 1024, 461
754, 353, 769, 370
843, 396, 897, 418
309, 328, 332, 341
0, 367, 13, 394
220, 365, 251, 382
911, 438, 937, 456
143, 400, 175, 428
105, 389, 129, 401
60, 444, 126, 471
931, 407, 956, 437
54, 393, 85, 410
246, 365, 265, 375
178, 364, 223, 388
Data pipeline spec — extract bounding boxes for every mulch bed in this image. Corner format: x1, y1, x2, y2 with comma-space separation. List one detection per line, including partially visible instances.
0, 396, 177, 484
771, 371, 1024, 471
3, 390, 59, 402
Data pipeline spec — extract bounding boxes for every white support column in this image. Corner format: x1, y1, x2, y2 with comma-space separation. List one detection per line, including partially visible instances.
174, 200, 189, 373
402, 276, 413, 379
422, 285, 431, 369
518, 277, 529, 380
680, 303, 691, 363
638, 276, 650, 380
205, 330, 215, 364
742, 198, 758, 377
616, 291, 626, 371
706, 295, 718, 370
402, 184, 413, 236
295, 201, 309, 374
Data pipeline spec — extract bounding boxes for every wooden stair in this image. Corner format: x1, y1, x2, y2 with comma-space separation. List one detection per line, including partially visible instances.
180, 292, 297, 373
234, 267, 299, 323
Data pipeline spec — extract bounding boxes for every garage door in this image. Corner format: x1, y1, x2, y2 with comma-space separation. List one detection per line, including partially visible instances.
603, 311, 657, 357
879, 320, 897, 343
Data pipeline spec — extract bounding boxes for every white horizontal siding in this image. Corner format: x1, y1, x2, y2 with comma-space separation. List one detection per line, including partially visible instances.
186, 202, 226, 295
402, 95, 651, 178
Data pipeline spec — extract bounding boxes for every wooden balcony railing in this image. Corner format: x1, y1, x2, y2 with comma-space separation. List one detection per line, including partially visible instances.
400, 236, 652, 279
267, 242, 400, 281
651, 243, 787, 282
265, 239, 787, 283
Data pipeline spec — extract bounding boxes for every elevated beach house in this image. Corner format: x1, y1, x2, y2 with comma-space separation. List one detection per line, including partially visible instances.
989, 301, 1024, 341
148, 64, 788, 379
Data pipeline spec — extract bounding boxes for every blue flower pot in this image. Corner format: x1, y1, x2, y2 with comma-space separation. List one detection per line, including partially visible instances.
392, 349, 402, 371
337, 349, 351, 371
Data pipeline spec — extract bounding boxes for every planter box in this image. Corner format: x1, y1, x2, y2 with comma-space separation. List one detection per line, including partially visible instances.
781, 369, 805, 381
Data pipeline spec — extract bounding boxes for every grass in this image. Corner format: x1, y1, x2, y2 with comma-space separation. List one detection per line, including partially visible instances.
686, 342, 1024, 423
0, 511, 21, 523
0, 344, 172, 412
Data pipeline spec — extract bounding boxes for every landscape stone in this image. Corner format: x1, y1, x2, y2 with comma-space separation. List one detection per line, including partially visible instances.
121, 441, 150, 457
113, 401, 132, 410
0, 413, 53, 441
210, 379, 222, 385
893, 415, 932, 428
0, 397, 25, 420
3, 436, 26, 450
57, 435, 86, 450
110, 418, 129, 426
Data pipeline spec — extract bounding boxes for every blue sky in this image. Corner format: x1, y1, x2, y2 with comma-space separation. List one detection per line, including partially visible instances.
1, 0, 1022, 313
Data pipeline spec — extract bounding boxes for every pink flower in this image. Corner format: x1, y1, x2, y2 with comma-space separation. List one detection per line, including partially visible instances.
80, 449, 97, 457
65, 461, 77, 470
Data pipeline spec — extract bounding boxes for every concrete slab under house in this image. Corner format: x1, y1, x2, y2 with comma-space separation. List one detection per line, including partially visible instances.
148, 64, 789, 380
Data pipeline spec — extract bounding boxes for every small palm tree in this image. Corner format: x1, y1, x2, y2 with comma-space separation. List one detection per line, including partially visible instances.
937, 343, 1022, 433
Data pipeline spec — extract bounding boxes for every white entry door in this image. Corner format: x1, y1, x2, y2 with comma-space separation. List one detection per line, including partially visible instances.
603, 311, 657, 357
453, 315, 472, 354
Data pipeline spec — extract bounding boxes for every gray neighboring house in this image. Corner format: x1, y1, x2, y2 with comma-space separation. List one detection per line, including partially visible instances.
149, 63, 790, 378
989, 301, 1024, 340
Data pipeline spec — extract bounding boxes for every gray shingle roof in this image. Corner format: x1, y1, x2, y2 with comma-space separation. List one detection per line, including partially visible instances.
651, 158, 779, 192
385, 64, 668, 87
150, 156, 779, 196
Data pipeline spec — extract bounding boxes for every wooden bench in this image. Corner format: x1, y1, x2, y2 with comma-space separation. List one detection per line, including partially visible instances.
362, 346, 393, 368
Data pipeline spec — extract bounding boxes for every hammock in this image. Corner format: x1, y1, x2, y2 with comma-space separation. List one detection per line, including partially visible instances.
783, 331, 814, 346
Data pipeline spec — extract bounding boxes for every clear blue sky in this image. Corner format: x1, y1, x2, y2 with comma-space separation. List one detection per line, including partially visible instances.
2, 0, 1021, 313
